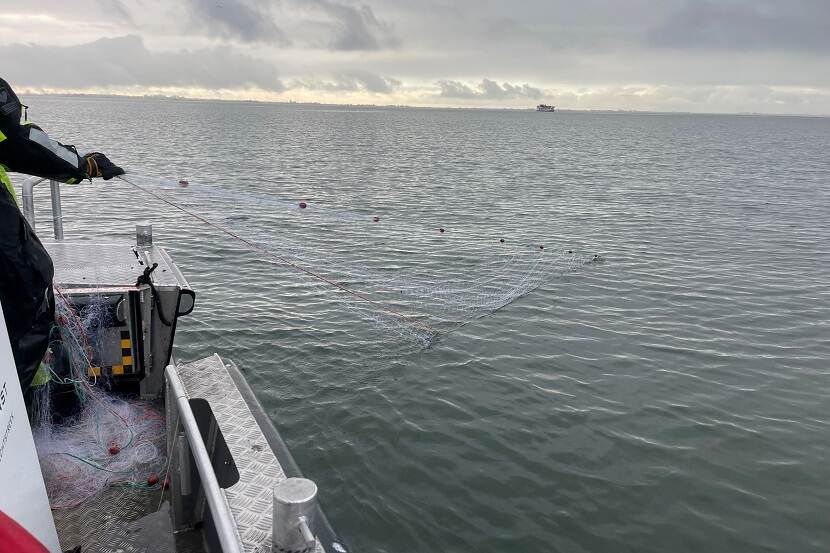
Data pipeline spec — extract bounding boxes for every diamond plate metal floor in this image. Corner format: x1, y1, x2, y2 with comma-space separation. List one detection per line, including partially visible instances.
52, 470, 205, 553
44, 240, 182, 288
52, 486, 168, 553
178, 355, 325, 553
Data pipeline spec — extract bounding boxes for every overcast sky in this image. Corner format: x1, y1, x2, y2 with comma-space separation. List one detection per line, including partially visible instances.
2, 0, 829, 114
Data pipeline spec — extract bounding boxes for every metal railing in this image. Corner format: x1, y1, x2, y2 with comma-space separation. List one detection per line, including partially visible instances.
165, 364, 244, 553
20, 176, 65, 240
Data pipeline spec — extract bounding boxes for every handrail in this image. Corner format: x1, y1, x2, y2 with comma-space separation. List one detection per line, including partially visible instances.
49, 180, 64, 240
21, 176, 44, 229
165, 364, 243, 553
20, 176, 64, 239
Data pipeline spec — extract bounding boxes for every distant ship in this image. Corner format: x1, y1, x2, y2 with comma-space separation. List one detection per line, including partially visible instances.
536, 104, 555, 112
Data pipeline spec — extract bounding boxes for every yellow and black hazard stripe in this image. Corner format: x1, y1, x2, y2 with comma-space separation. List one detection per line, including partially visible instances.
87, 330, 135, 377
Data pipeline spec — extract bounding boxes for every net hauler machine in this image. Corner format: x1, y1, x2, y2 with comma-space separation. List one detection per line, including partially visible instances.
3, 176, 349, 553
48, 227, 195, 395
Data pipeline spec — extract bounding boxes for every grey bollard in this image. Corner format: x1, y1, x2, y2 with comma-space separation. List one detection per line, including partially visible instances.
272, 478, 318, 553
136, 223, 153, 247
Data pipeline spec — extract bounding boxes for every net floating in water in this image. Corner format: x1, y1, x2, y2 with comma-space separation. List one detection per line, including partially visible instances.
119, 173, 601, 347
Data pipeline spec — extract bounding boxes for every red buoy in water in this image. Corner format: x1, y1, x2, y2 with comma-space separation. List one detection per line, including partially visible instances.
109, 445, 120, 455
373, 216, 380, 222
179, 180, 189, 187
147, 473, 160, 486
299, 201, 307, 209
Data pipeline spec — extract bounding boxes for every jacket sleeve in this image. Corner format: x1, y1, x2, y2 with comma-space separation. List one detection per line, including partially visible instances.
0, 78, 88, 184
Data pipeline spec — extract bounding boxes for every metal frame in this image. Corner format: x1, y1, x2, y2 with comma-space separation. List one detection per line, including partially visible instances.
21, 176, 64, 239
166, 364, 243, 553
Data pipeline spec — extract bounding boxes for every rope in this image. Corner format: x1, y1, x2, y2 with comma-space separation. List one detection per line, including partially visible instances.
117, 175, 439, 336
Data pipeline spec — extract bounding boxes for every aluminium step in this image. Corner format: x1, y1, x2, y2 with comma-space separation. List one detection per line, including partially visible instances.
175, 354, 346, 553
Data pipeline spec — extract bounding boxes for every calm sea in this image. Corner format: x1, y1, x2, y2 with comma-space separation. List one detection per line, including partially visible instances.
17, 96, 830, 553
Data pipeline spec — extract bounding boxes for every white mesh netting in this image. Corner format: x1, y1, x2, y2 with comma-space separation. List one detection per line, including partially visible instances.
122, 174, 601, 347
33, 289, 167, 510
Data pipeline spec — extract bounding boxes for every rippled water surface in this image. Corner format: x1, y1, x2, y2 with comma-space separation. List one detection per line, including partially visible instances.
17, 96, 830, 552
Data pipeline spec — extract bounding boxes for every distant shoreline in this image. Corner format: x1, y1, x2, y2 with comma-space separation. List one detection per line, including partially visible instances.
17, 91, 830, 119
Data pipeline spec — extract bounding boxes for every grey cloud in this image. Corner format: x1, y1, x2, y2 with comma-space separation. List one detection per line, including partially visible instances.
545, 84, 830, 115
438, 79, 543, 100
292, 71, 401, 93
344, 71, 401, 93
3, 0, 830, 114
648, 0, 830, 52
96, 0, 134, 25
184, 0, 288, 44
1, 35, 284, 91
436, 81, 478, 99
306, 0, 398, 50
481, 79, 542, 99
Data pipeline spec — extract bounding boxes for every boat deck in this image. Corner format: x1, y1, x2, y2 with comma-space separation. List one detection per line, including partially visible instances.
52, 488, 203, 553
45, 240, 182, 289
50, 355, 338, 553
41, 240, 346, 553
176, 354, 329, 553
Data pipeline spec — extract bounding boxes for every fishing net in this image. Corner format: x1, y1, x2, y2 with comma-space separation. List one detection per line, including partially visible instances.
32, 289, 167, 510
122, 174, 601, 347
30, 172, 598, 509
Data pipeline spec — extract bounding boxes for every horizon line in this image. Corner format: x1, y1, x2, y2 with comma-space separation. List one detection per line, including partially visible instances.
18, 91, 830, 119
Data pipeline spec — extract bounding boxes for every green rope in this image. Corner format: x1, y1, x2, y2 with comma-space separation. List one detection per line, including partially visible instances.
50, 452, 134, 475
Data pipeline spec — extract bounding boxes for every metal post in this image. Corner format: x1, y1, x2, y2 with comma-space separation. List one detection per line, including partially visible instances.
166, 365, 243, 553
49, 180, 64, 240
136, 223, 153, 247
272, 478, 318, 552
21, 176, 46, 230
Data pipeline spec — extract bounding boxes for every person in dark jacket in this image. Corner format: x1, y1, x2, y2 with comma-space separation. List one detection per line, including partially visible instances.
0, 77, 124, 401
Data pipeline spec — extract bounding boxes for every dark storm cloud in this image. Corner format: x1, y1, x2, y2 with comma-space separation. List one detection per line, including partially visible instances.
306, 0, 398, 50
0, 35, 284, 91
438, 79, 542, 100
184, 0, 288, 44
648, 0, 830, 52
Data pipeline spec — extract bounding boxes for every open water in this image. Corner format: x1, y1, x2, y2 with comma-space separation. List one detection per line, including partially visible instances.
17, 96, 830, 552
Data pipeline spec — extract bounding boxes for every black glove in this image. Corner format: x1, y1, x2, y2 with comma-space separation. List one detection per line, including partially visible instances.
83, 152, 125, 180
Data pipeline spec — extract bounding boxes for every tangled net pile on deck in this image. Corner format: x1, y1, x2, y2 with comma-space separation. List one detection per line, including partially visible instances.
32, 289, 166, 510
